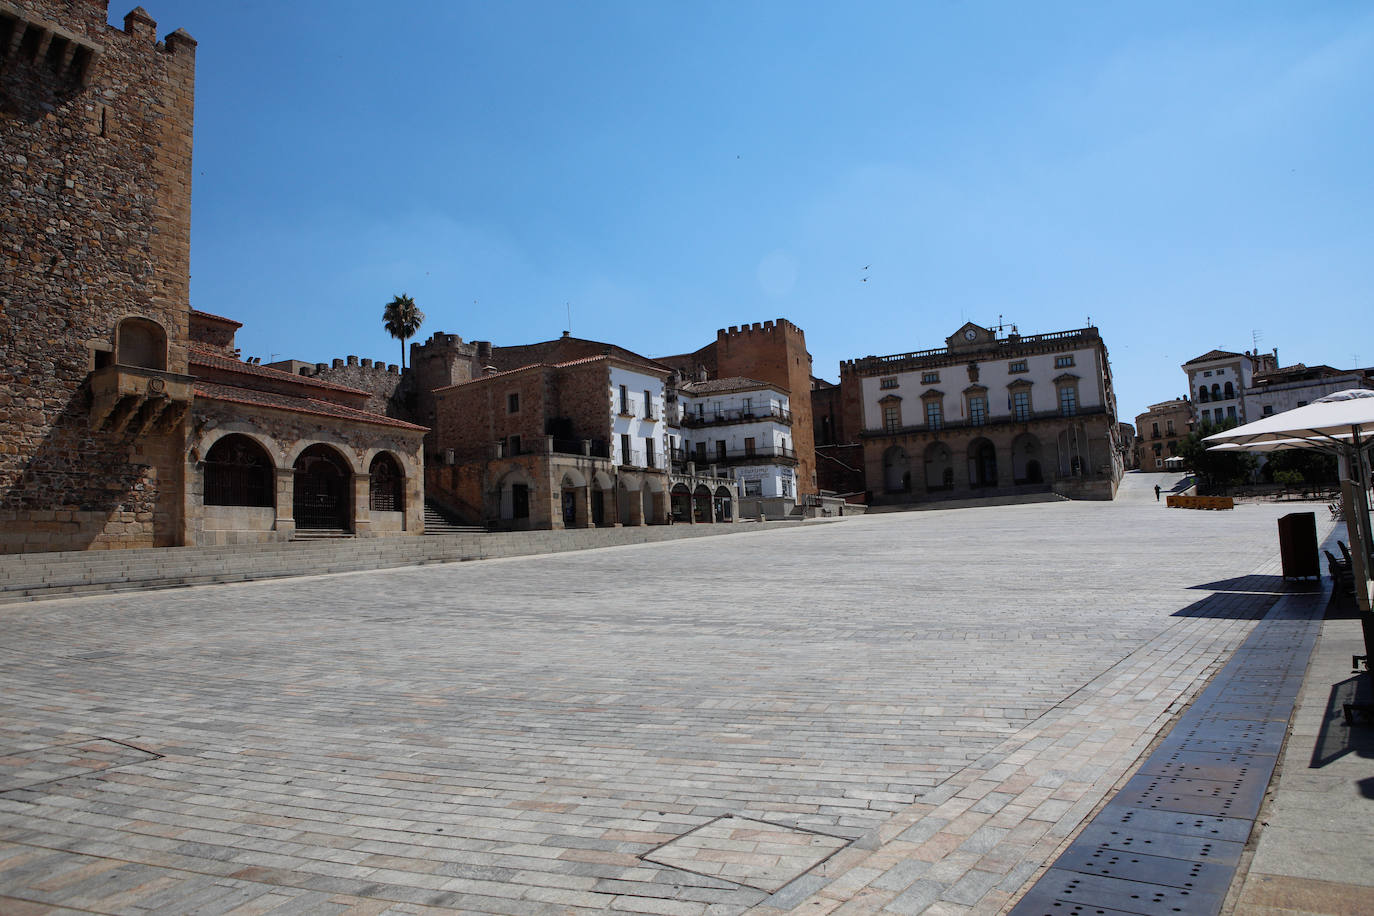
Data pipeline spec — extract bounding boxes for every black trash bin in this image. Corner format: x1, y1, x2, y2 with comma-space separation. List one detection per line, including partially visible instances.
1278, 512, 1319, 580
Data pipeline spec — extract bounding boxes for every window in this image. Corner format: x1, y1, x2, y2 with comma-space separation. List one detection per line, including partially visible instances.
1166, 419, 1175, 435
969, 396, 987, 426
1262, 405, 1274, 416
743, 478, 762, 497
1203, 370, 1213, 377
643, 389, 654, 419
695, 403, 704, 418
882, 402, 901, 432
507, 392, 519, 413
1198, 386, 1210, 403
694, 441, 706, 461
204, 435, 274, 507
921, 371, 939, 384
1211, 384, 1221, 401
716, 440, 726, 460
1058, 386, 1077, 416
781, 476, 791, 498
1227, 405, 1237, 420
620, 433, 631, 464
1055, 355, 1075, 368
507, 434, 521, 456
744, 437, 756, 456
1297, 400, 1308, 407
619, 384, 630, 415
1013, 390, 1031, 421
1009, 360, 1028, 374
1153, 443, 1163, 456
1223, 381, 1234, 399
880, 377, 898, 389
1167, 440, 1178, 455
1151, 422, 1160, 438
368, 453, 404, 512
645, 437, 655, 468
742, 397, 753, 416
925, 400, 943, 429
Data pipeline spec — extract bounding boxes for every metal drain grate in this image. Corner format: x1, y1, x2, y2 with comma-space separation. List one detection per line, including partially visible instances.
1013, 868, 1225, 916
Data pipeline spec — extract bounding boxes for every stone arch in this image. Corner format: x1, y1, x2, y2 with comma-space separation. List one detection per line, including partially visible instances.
116, 316, 167, 370
368, 451, 405, 513
713, 485, 733, 522
590, 470, 614, 527
1211, 383, 1221, 401
497, 467, 534, 525
293, 443, 352, 530
642, 475, 667, 525
923, 441, 953, 491
967, 437, 997, 488
883, 445, 911, 493
1012, 432, 1043, 484
671, 482, 692, 522
203, 433, 275, 508
558, 468, 588, 529
692, 484, 713, 523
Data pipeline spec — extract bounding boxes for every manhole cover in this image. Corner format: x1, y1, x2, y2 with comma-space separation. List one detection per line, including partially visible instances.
643, 815, 849, 892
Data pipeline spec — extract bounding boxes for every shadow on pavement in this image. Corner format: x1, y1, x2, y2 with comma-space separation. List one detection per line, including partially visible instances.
1187, 574, 1293, 595
1309, 675, 1374, 768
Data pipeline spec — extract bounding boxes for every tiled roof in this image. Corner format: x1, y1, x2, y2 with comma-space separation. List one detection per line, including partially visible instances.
437, 353, 661, 392
194, 381, 426, 431
189, 347, 369, 396
679, 376, 778, 395
1182, 349, 1244, 366
189, 309, 243, 327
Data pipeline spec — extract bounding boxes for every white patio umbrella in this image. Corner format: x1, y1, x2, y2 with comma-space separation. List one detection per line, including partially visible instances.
1205, 389, 1374, 610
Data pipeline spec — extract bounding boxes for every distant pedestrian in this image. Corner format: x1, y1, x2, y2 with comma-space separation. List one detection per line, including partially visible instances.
1154, 484, 1162, 501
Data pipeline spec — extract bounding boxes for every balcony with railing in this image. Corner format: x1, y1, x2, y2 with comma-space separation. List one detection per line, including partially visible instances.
675, 445, 797, 467
680, 405, 792, 428
861, 405, 1109, 438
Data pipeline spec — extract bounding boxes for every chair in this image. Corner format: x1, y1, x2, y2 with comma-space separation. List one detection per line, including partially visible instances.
1326, 550, 1354, 594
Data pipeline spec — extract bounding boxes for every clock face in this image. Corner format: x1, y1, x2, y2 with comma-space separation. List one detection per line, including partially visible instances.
964, 329, 977, 341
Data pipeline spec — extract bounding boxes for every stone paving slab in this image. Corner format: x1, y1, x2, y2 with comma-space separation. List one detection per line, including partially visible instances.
0, 478, 1326, 913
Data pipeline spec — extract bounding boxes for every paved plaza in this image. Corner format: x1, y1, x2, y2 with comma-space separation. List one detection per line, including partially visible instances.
0, 477, 1361, 914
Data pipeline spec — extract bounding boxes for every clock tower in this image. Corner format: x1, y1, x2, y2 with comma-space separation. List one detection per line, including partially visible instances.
947, 323, 993, 351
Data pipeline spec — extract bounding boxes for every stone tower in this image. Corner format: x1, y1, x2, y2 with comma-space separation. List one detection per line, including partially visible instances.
1, 1, 197, 551
711, 319, 818, 496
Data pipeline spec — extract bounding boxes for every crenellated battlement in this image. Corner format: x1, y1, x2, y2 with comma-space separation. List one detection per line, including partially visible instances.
302, 355, 401, 377
717, 318, 803, 341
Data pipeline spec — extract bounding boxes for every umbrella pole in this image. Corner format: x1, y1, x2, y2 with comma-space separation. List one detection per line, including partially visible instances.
1347, 428, 1373, 613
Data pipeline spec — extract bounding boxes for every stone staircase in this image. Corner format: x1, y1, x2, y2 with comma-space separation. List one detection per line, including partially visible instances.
423, 499, 486, 535
0, 518, 812, 606
867, 489, 1069, 513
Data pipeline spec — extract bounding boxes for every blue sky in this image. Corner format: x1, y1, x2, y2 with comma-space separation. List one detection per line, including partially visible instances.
138, 1, 1372, 424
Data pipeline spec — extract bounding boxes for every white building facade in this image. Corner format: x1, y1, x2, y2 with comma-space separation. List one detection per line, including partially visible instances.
609, 365, 670, 471
675, 378, 797, 502
843, 323, 1123, 502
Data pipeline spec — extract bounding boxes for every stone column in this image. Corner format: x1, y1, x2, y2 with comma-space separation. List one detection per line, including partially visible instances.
627, 489, 645, 527
274, 468, 296, 540
352, 473, 372, 537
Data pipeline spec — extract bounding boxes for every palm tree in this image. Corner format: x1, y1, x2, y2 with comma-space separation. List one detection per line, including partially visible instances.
382, 294, 425, 369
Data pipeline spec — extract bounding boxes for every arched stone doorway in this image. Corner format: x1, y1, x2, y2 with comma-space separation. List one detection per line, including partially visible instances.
591, 471, 614, 527
368, 452, 405, 512
293, 444, 351, 530
692, 485, 712, 523
559, 469, 588, 529
498, 469, 534, 526
968, 438, 997, 489
643, 476, 667, 524
883, 445, 910, 493
1012, 433, 1043, 484
713, 486, 733, 522
923, 441, 953, 491
671, 483, 691, 522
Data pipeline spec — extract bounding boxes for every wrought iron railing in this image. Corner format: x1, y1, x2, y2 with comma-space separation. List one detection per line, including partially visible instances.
680, 405, 792, 428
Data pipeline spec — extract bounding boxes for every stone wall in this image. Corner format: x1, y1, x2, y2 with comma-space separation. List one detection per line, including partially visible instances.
304, 355, 411, 420
1, 1, 197, 553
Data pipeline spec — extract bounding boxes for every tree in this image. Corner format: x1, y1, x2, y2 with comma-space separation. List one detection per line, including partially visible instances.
382, 294, 425, 370
1175, 418, 1257, 493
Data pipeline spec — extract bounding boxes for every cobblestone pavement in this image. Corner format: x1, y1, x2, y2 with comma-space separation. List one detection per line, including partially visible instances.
0, 477, 1324, 914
